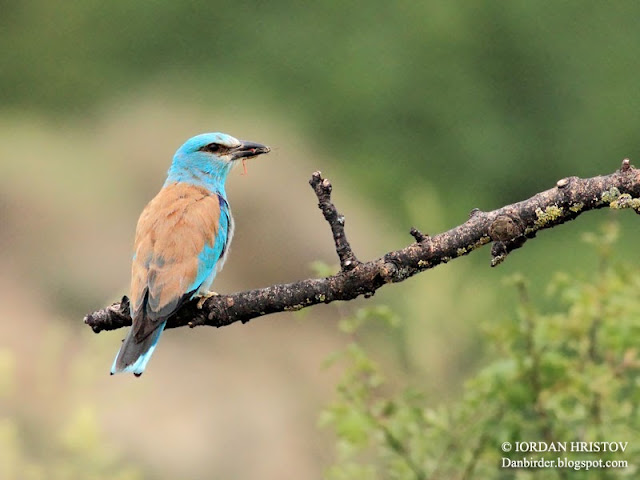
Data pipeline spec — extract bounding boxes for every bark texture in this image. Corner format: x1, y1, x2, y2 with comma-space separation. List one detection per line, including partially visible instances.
84, 160, 640, 333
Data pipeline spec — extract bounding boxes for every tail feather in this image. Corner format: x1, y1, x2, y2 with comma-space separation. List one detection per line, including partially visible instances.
111, 319, 167, 376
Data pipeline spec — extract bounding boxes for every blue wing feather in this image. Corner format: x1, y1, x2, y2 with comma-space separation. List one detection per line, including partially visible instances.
188, 196, 230, 295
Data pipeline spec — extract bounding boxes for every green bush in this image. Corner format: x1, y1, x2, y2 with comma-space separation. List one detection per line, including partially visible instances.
321, 223, 639, 479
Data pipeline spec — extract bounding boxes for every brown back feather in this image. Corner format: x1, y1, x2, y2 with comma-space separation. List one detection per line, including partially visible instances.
130, 182, 221, 340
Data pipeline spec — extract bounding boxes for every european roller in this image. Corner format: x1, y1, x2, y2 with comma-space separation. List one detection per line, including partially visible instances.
111, 132, 270, 376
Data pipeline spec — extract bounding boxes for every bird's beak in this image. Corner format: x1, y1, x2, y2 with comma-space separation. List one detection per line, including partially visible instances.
231, 140, 271, 160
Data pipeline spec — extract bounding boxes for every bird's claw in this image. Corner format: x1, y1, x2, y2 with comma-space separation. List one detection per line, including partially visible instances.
197, 291, 219, 309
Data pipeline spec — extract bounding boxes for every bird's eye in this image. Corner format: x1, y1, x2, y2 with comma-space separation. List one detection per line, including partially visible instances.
203, 143, 221, 153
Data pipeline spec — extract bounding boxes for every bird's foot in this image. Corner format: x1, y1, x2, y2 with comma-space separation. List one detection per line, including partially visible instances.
197, 291, 219, 309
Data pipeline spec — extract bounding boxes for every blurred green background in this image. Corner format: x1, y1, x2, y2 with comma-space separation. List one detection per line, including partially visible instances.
1, 1, 640, 478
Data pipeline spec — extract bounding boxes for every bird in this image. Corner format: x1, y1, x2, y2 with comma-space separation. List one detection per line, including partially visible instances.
111, 132, 270, 376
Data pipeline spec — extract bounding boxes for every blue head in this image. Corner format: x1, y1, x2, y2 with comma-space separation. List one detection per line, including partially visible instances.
166, 132, 270, 193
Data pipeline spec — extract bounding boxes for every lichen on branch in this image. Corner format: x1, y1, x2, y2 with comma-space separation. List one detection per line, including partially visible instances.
84, 160, 640, 333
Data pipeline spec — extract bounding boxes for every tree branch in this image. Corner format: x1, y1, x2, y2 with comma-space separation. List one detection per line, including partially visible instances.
310, 171, 361, 271
84, 160, 640, 333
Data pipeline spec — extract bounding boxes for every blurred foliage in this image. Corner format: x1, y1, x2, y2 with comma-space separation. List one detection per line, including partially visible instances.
321, 222, 640, 479
310, 260, 340, 279
0, 336, 141, 480
2, 1, 640, 221
3, 3, 640, 477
